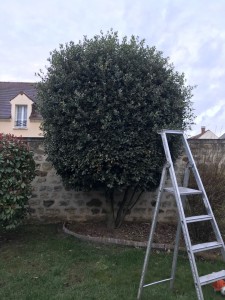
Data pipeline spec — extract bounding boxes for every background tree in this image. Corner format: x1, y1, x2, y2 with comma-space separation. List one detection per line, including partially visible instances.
37, 30, 194, 228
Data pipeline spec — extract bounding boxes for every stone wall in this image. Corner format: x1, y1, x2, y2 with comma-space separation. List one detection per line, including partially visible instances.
26, 138, 225, 224
189, 139, 225, 166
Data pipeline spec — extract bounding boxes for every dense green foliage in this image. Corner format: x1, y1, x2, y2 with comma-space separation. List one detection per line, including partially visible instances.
37, 30, 194, 227
0, 133, 35, 229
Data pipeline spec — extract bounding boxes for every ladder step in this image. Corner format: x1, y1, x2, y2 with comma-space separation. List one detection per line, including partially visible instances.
192, 241, 222, 253
164, 187, 202, 195
186, 215, 212, 223
199, 270, 225, 286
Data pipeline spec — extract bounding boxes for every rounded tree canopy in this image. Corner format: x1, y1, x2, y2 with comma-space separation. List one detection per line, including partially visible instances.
37, 30, 194, 192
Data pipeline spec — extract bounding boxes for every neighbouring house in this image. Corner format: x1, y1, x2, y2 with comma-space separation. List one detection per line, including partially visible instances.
0, 82, 43, 137
219, 133, 225, 139
189, 126, 218, 139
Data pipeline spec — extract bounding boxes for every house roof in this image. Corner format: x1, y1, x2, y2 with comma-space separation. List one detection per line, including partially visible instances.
189, 127, 218, 139
189, 132, 204, 139
189, 131, 211, 139
219, 133, 225, 139
0, 82, 41, 119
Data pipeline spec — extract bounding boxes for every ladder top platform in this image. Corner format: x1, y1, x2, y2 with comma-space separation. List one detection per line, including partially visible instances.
157, 129, 184, 134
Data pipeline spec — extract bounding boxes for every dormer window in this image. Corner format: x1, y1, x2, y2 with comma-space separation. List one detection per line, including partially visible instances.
15, 105, 27, 128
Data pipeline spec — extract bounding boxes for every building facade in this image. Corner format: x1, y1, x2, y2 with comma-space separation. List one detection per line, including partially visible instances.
0, 82, 42, 137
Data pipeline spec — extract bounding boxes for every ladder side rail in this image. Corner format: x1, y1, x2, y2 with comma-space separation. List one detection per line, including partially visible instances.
137, 164, 168, 300
170, 164, 191, 289
182, 136, 225, 254
161, 132, 204, 300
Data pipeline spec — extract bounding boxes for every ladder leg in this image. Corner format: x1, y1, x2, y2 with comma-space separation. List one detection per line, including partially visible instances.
170, 219, 181, 289
137, 165, 167, 300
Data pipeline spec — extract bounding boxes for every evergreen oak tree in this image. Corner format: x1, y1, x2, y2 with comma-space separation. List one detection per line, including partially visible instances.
37, 30, 194, 228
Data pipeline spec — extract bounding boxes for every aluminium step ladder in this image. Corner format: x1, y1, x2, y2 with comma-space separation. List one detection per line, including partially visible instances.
137, 129, 225, 300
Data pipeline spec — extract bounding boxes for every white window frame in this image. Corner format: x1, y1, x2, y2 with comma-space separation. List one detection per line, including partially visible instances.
15, 105, 28, 128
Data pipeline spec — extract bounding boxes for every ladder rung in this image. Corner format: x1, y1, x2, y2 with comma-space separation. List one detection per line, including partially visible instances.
185, 215, 212, 223
164, 187, 202, 195
143, 277, 172, 288
192, 241, 222, 253
199, 270, 225, 286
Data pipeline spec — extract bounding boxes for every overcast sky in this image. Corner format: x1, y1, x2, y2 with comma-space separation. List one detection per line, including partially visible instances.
0, 0, 225, 136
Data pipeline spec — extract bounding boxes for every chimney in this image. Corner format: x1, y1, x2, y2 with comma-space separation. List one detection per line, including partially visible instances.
201, 126, 206, 134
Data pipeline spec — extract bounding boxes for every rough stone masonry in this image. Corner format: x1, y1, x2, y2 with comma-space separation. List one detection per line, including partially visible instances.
26, 138, 225, 224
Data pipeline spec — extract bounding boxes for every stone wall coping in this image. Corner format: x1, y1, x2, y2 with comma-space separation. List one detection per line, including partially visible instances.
188, 139, 225, 144
22, 137, 44, 142
22, 136, 225, 143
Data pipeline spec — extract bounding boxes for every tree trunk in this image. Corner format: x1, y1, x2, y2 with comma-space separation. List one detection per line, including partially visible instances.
114, 187, 130, 228
105, 189, 115, 229
115, 188, 144, 228
104, 188, 144, 229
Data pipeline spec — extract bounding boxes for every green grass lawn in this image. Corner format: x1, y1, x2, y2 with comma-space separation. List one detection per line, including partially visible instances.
0, 224, 224, 300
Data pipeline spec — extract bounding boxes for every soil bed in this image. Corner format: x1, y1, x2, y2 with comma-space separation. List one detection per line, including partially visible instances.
66, 221, 222, 260
67, 221, 178, 245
